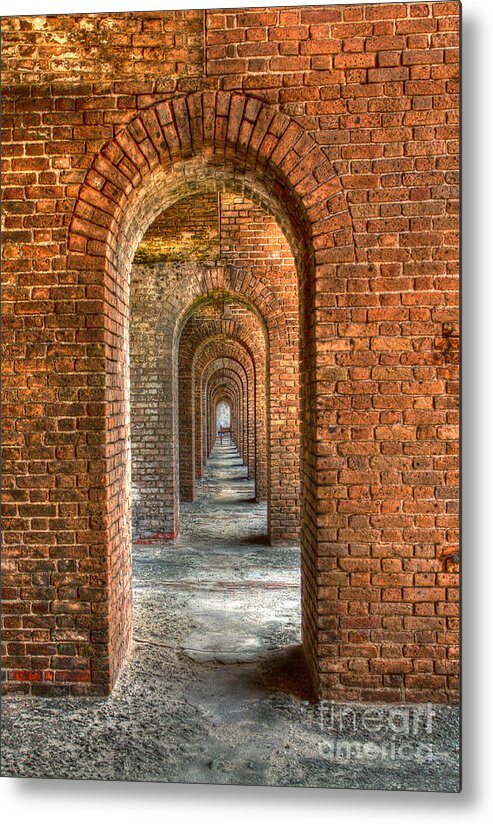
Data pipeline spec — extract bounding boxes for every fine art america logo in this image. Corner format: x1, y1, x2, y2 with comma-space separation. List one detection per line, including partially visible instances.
301, 702, 435, 765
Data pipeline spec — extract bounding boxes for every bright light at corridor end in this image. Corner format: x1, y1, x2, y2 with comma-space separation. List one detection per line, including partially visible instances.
216, 400, 231, 430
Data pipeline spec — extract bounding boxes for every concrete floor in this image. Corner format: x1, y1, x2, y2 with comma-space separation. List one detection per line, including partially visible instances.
1, 442, 460, 791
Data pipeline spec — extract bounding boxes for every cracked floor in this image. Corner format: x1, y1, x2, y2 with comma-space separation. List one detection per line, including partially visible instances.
1, 442, 460, 791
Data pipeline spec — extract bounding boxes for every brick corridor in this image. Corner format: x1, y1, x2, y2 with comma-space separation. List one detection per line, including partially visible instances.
1, 4, 460, 703
134, 438, 301, 663
1, 440, 459, 789
180, 438, 270, 547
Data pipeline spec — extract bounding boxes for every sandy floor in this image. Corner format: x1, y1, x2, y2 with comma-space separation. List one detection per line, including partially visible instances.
1, 443, 460, 791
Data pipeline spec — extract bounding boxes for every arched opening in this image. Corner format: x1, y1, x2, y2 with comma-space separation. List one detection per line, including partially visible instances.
201, 357, 252, 483
175, 290, 271, 514
215, 399, 231, 434
129, 188, 291, 651
65, 91, 355, 697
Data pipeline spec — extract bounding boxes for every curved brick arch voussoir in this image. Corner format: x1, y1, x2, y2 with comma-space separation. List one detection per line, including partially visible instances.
68, 91, 354, 274
172, 275, 289, 352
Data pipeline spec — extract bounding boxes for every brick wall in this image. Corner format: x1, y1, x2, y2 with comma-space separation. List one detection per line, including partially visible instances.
1, 4, 459, 701
134, 192, 220, 264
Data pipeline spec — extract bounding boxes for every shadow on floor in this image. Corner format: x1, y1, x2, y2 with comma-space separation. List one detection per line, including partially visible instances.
252, 644, 316, 702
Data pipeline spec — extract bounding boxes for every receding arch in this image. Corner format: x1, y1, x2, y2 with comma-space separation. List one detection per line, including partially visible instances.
66, 90, 355, 697
199, 354, 255, 485
200, 358, 250, 465
130, 218, 297, 538
178, 304, 265, 504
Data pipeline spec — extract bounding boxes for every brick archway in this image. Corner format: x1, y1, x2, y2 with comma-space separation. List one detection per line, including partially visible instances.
175, 283, 287, 487
209, 379, 242, 450
58, 91, 354, 695
198, 354, 254, 483
130, 262, 290, 542
178, 286, 291, 519
207, 369, 247, 464
178, 311, 265, 507
212, 391, 238, 444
